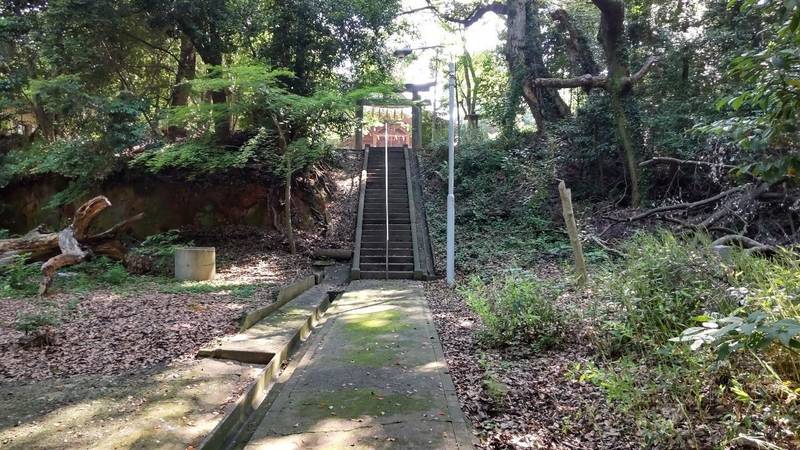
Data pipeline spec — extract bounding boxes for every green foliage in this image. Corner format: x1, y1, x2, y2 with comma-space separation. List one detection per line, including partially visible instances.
130, 230, 191, 274
674, 312, 800, 358
132, 141, 253, 176
461, 274, 565, 350
15, 310, 60, 334
596, 232, 734, 351
98, 263, 129, 286
671, 247, 800, 381
697, 0, 800, 182
0, 255, 40, 297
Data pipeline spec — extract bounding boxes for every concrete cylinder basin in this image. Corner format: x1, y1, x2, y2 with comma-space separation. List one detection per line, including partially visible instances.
175, 247, 216, 281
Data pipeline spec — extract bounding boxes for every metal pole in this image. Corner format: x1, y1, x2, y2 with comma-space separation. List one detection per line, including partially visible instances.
446, 63, 456, 286
384, 121, 389, 279
431, 48, 441, 145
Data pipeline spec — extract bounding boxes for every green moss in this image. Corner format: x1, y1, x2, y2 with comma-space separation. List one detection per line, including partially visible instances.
339, 309, 417, 367
298, 388, 432, 421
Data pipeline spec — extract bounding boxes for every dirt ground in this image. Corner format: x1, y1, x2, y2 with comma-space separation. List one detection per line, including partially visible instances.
0, 238, 310, 382
0, 153, 363, 448
425, 278, 641, 449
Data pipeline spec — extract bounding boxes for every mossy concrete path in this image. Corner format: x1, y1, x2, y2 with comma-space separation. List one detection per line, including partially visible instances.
243, 280, 473, 449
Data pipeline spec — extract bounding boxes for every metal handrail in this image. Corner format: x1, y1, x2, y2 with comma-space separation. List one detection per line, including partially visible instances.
384, 123, 389, 279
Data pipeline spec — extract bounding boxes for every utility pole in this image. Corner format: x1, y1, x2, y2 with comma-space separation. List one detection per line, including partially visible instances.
446, 62, 456, 287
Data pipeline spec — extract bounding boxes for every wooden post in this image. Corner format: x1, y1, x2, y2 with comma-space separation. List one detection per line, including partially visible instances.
558, 180, 588, 286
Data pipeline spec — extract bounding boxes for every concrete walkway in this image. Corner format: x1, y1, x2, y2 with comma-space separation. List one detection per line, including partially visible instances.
244, 280, 473, 449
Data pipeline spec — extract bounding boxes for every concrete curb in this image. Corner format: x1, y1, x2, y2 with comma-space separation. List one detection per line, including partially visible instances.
404, 145, 423, 280
238, 274, 317, 331
199, 289, 337, 450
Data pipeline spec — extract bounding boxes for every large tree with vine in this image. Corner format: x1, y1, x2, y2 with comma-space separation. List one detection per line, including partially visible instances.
427, 0, 660, 205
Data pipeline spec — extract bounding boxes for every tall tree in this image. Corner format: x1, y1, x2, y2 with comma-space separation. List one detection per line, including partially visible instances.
428, 0, 658, 205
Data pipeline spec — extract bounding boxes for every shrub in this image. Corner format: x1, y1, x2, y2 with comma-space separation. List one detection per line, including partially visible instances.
15, 310, 60, 334
672, 248, 800, 382
98, 262, 129, 285
130, 230, 191, 274
461, 274, 565, 350
1, 255, 40, 297
596, 232, 734, 351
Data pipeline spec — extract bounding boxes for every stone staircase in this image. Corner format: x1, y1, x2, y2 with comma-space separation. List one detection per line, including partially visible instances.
353, 146, 418, 280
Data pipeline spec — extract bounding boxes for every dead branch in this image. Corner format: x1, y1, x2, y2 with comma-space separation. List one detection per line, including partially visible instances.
639, 157, 736, 170
0, 195, 143, 295
588, 234, 626, 258
39, 227, 88, 296
627, 56, 661, 84
711, 234, 776, 256
624, 185, 748, 222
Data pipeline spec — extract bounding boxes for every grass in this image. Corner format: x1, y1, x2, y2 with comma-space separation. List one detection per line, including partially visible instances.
0, 254, 267, 301
460, 274, 566, 351
584, 231, 800, 447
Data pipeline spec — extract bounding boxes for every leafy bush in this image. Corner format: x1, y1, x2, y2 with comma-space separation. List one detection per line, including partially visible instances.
132, 141, 254, 177
596, 232, 734, 351
1, 255, 40, 297
0, 229, 10, 239
461, 274, 565, 350
130, 230, 191, 274
423, 132, 562, 274
671, 248, 800, 381
98, 262, 129, 286
15, 310, 60, 334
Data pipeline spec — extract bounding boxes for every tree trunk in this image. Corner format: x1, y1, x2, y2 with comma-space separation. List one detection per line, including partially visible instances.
285, 173, 295, 255
505, 0, 569, 135
595, 0, 642, 206
185, 33, 230, 143
167, 34, 196, 140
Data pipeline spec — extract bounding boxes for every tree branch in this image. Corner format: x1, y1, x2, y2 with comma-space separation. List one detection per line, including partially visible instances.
639, 156, 736, 170
531, 55, 659, 92
626, 56, 660, 85
530, 73, 608, 89
623, 185, 748, 222
396, 6, 435, 16
424, 0, 507, 27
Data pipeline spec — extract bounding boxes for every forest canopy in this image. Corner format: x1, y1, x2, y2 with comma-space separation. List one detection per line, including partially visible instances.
0, 0, 403, 205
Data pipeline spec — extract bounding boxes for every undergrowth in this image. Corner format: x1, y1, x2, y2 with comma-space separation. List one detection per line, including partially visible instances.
421, 131, 568, 274
587, 231, 800, 447
461, 274, 565, 351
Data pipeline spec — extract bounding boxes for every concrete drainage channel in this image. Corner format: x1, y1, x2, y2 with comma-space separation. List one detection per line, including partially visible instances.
196, 264, 349, 449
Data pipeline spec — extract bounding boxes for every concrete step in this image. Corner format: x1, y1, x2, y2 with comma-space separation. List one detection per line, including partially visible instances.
362, 233, 411, 241
360, 249, 413, 257
359, 271, 415, 280
363, 223, 411, 229
362, 215, 410, 220
361, 241, 413, 249
363, 205, 409, 210
361, 256, 413, 264
362, 224, 411, 229
360, 263, 414, 271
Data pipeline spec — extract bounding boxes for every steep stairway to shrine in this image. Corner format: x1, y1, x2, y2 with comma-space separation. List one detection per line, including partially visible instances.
352, 146, 421, 280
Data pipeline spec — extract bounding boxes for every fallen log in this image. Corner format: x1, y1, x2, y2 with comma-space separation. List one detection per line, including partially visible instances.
0, 195, 143, 295
312, 248, 353, 261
